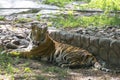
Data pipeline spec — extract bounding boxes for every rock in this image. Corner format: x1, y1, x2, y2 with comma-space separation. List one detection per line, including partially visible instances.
88, 36, 99, 56
80, 35, 90, 49
60, 31, 67, 43
99, 38, 111, 61
15, 33, 27, 39
12, 40, 20, 45
109, 40, 120, 66
6, 43, 18, 49
71, 34, 81, 47
19, 39, 29, 48
65, 32, 74, 44
109, 49, 120, 66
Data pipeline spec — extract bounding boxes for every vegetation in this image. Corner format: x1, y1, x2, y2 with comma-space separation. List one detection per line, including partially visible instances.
0, 53, 17, 74
43, 0, 120, 28
0, 49, 69, 79
43, 0, 73, 7
15, 18, 32, 23
0, 50, 33, 79
49, 14, 120, 28
43, 0, 91, 7
79, 0, 120, 11
0, 16, 5, 21
43, 0, 120, 11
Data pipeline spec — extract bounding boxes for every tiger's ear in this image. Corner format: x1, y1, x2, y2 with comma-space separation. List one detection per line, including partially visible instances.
31, 21, 39, 29
42, 23, 48, 33
43, 27, 48, 33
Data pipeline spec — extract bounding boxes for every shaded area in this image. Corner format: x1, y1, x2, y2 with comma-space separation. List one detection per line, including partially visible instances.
0, 53, 120, 80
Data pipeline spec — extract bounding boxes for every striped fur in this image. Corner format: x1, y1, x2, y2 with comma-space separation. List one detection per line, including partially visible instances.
23, 22, 97, 68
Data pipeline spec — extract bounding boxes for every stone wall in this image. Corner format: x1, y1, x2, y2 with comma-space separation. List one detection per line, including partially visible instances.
49, 30, 120, 67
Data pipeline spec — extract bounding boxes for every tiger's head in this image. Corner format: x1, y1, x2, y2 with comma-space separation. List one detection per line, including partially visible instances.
30, 22, 48, 46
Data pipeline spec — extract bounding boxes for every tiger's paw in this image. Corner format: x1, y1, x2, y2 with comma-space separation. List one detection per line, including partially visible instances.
60, 64, 69, 68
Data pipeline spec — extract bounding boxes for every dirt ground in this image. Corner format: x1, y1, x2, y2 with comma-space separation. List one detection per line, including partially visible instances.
0, 58, 120, 80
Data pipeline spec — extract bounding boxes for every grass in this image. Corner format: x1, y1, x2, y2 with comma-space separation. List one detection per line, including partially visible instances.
43, 0, 73, 7
43, 0, 120, 11
0, 53, 16, 74
42, 0, 120, 28
15, 18, 32, 23
0, 16, 5, 21
49, 14, 120, 28
79, 0, 120, 11
43, 0, 91, 7
0, 49, 69, 79
0, 50, 33, 79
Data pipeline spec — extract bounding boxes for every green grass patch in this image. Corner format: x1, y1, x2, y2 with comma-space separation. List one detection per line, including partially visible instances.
0, 53, 18, 74
79, 0, 120, 11
15, 18, 32, 23
43, 0, 73, 7
0, 49, 32, 74
49, 14, 120, 28
43, 0, 91, 7
0, 16, 5, 21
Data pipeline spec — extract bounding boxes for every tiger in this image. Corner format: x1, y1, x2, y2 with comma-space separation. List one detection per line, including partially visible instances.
9, 22, 120, 72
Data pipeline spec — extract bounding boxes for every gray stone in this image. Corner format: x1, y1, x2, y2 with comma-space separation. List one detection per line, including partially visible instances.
71, 34, 81, 47
88, 36, 99, 55
109, 49, 120, 66
90, 36, 99, 47
19, 39, 29, 48
6, 43, 18, 49
80, 35, 84, 48
59, 31, 67, 43
15, 33, 27, 39
99, 38, 111, 61
109, 40, 120, 66
80, 35, 90, 49
88, 45, 98, 56
99, 38, 111, 48
110, 40, 120, 54
65, 32, 74, 44
99, 48, 108, 61
12, 40, 20, 45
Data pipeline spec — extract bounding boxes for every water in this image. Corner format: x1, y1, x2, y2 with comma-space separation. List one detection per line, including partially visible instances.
0, 0, 59, 15
0, 0, 40, 8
